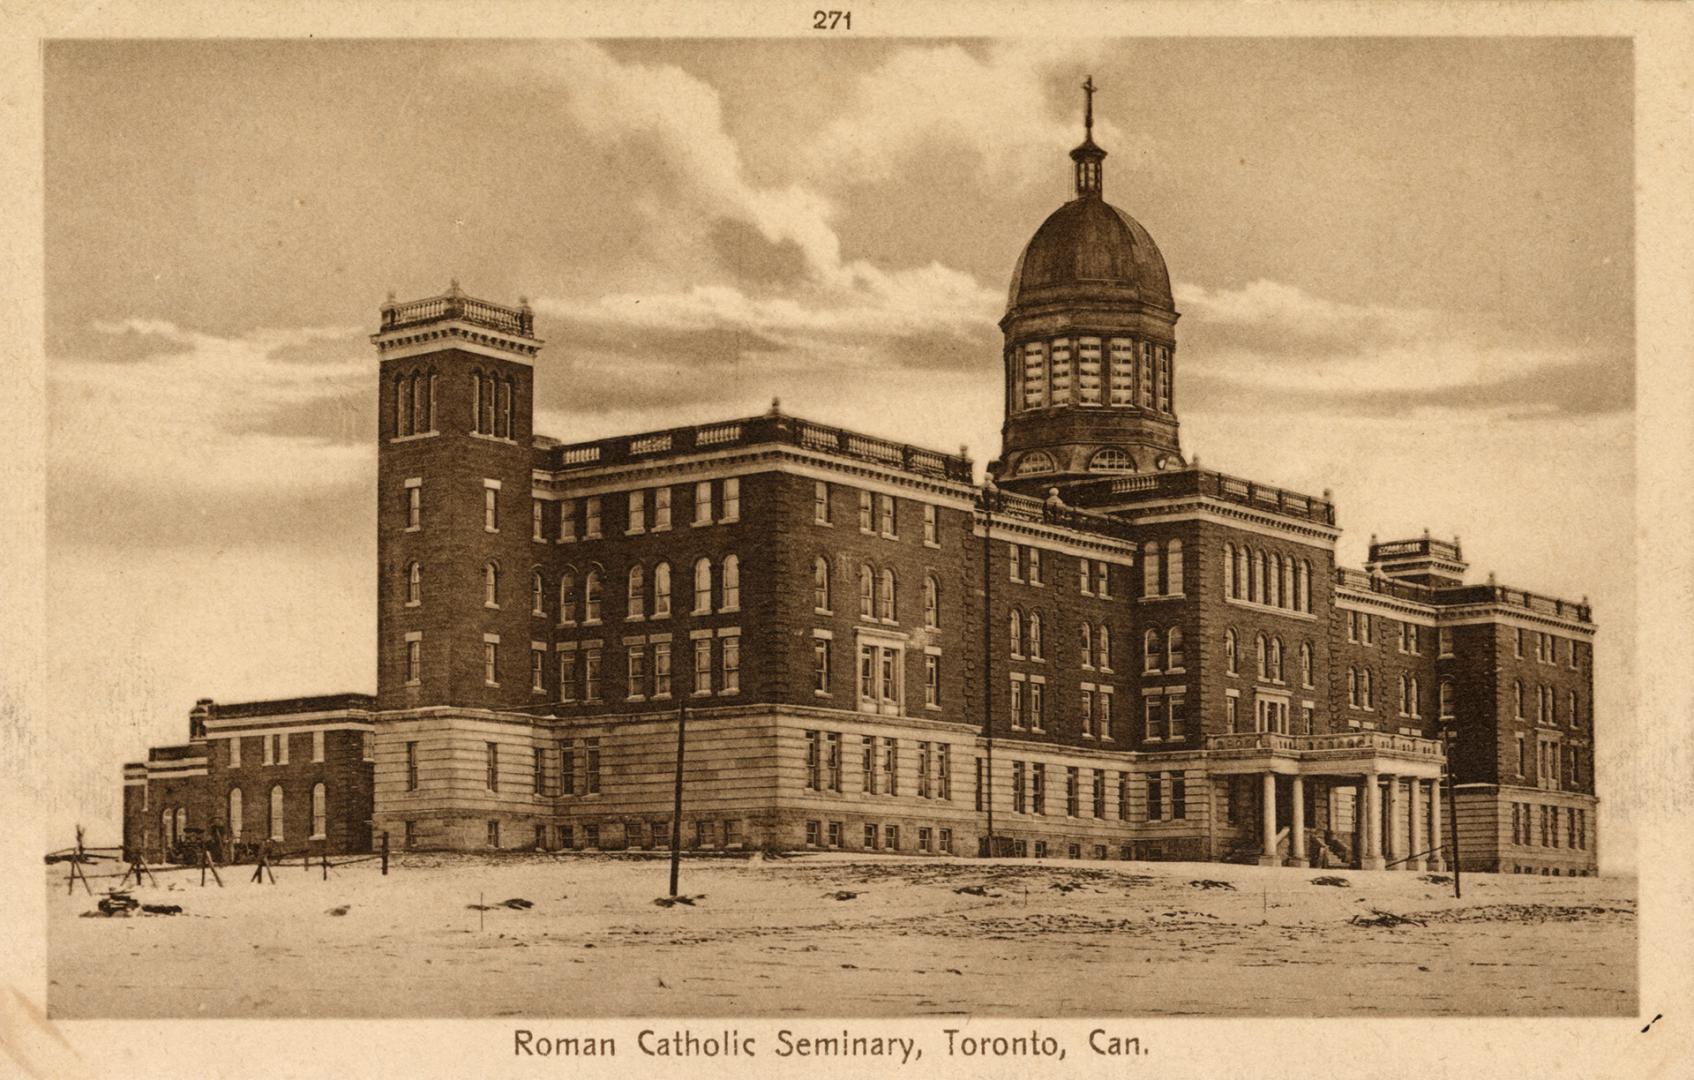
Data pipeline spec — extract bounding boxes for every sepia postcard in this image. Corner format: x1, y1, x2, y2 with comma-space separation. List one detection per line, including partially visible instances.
2, 2, 1690, 1078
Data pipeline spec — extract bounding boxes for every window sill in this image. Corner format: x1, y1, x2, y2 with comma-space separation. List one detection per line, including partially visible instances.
625, 529, 646, 537
627, 615, 645, 623
388, 431, 441, 444
556, 536, 577, 544
485, 603, 500, 610
814, 519, 833, 528
650, 611, 671, 621
923, 540, 940, 550
404, 525, 420, 534
584, 533, 603, 541
720, 606, 741, 615
485, 528, 500, 535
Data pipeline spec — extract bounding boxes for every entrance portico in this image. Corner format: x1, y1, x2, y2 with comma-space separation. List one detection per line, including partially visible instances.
1206, 731, 1447, 870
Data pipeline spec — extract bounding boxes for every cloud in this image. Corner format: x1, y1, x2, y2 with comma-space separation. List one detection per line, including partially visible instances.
803, 41, 1153, 191
1175, 278, 1629, 414
49, 321, 374, 541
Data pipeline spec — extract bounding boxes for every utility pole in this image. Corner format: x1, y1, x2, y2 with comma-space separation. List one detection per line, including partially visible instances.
1442, 726, 1461, 899
668, 696, 686, 897
980, 482, 996, 857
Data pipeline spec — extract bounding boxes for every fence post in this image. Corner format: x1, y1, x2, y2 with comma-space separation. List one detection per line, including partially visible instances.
322, 850, 329, 881
381, 831, 389, 876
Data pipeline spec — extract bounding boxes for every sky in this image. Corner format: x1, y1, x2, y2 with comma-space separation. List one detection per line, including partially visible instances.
42, 38, 1635, 862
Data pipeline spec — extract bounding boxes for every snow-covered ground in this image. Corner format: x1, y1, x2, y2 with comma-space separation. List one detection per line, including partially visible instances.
47, 852, 1636, 1018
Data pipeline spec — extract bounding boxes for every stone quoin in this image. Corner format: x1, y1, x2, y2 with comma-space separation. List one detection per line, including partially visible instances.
122, 84, 1598, 877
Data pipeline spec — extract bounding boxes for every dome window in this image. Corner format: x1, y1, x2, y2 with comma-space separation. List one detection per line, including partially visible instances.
1089, 448, 1135, 473
1014, 452, 1056, 477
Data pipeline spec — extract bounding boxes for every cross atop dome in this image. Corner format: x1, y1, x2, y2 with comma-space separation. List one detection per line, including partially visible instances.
1070, 74, 1106, 198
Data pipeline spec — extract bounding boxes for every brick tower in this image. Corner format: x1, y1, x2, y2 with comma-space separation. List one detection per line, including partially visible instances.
372, 282, 543, 712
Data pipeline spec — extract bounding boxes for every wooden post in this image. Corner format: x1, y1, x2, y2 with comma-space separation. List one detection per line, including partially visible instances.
669, 698, 686, 898
1444, 729, 1462, 900
381, 831, 390, 876
322, 850, 329, 881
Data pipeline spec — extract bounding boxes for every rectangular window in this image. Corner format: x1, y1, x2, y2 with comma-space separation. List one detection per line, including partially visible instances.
1066, 766, 1080, 817
533, 499, 545, 541
406, 636, 421, 683
628, 490, 646, 534
924, 653, 940, 707
1077, 336, 1102, 404
937, 743, 951, 800
918, 826, 933, 853
559, 651, 578, 702
862, 735, 877, 794
531, 647, 546, 692
814, 481, 831, 524
533, 747, 544, 795
584, 648, 602, 702
404, 820, 416, 849
1012, 761, 1027, 814
560, 746, 576, 797
1022, 341, 1048, 409
229, 735, 243, 769
1080, 688, 1094, 737
813, 637, 831, 694
1049, 338, 1073, 405
1099, 688, 1113, 740
918, 741, 932, 798
923, 503, 937, 545
487, 820, 500, 848
1010, 678, 1024, 729
1171, 772, 1187, 820
1145, 697, 1164, 741
805, 730, 821, 791
653, 486, 671, 530
405, 741, 418, 791
483, 481, 499, 532
1029, 547, 1042, 585
939, 827, 953, 855
1109, 338, 1136, 405
883, 738, 898, 796
485, 742, 498, 791
721, 477, 740, 522
584, 496, 602, 539
1168, 698, 1188, 741
827, 821, 842, 848
653, 642, 671, 698
484, 639, 499, 685
585, 738, 601, 795
879, 493, 896, 538
1514, 628, 1525, 658
406, 483, 421, 530
1439, 626, 1453, 657
1139, 340, 1154, 407
277, 733, 289, 765
859, 489, 874, 532
1118, 772, 1130, 820
1096, 560, 1110, 598
1147, 773, 1163, 821
826, 732, 842, 791
1030, 682, 1045, 731
311, 730, 325, 763
975, 756, 985, 812
559, 499, 577, 541
627, 644, 647, 699
1010, 541, 1022, 582
694, 638, 712, 695
694, 480, 713, 525
1032, 763, 1046, 815
1092, 769, 1106, 818
721, 633, 740, 694
805, 820, 820, 847
584, 824, 599, 849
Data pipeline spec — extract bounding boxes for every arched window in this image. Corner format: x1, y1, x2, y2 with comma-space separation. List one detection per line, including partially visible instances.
406, 561, 421, 606
471, 371, 484, 432
1097, 624, 1111, 670
481, 374, 496, 435
1255, 633, 1268, 679
877, 567, 895, 621
1299, 560, 1312, 613
1237, 546, 1251, 601
1282, 556, 1295, 609
1348, 667, 1359, 707
175, 807, 186, 844
1028, 611, 1044, 659
1257, 550, 1270, 605
407, 372, 421, 435
1143, 628, 1161, 673
1142, 542, 1159, 596
495, 378, 511, 439
1410, 676, 1421, 718
162, 808, 173, 848
1223, 542, 1236, 598
423, 371, 436, 432
311, 782, 327, 840
722, 555, 741, 611
1361, 668, 1374, 708
483, 561, 499, 607
1081, 623, 1093, 666
1010, 609, 1023, 656
860, 564, 876, 619
502, 377, 515, 438
559, 568, 578, 623
1513, 679, 1524, 718
1440, 680, 1455, 718
228, 787, 243, 842
1167, 539, 1184, 594
1398, 674, 1410, 715
1300, 642, 1312, 687
269, 785, 284, 841
693, 558, 712, 614
1014, 451, 1056, 476
1225, 627, 1238, 674
397, 374, 413, 436
1088, 447, 1134, 472
532, 570, 545, 615
923, 575, 939, 629
813, 557, 831, 611
627, 564, 646, 619
653, 562, 671, 617
584, 566, 603, 622
1270, 636, 1283, 682
1168, 626, 1185, 669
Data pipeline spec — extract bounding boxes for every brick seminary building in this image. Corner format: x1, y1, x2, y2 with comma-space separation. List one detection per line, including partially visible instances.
123, 99, 1599, 877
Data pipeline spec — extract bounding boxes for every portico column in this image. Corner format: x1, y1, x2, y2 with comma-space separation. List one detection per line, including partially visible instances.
1289, 774, 1307, 866
1382, 774, 1403, 867
1408, 779, 1426, 871
1259, 772, 1279, 866
1361, 773, 1384, 870
1429, 776, 1447, 871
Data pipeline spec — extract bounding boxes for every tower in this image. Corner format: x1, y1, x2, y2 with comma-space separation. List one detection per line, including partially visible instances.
372, 282, 543, 712
997, 77, 1182, 492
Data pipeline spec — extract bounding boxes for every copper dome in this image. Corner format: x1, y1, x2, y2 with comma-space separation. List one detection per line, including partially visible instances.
1006, 196, 1173, 314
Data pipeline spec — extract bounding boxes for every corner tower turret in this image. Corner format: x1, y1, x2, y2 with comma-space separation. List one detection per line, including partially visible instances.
997, 77, 1182, 493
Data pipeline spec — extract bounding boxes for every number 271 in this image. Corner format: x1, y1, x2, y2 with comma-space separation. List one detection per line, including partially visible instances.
813, 10, 850, 29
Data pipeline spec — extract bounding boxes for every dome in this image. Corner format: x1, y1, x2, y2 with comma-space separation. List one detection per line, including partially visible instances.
1006, 196, 1173, 313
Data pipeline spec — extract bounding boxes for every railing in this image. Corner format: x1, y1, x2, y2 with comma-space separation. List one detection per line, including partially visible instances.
1334, 567, 1435, 604
1372, 537, 1463, 562
208, 693, 379, 719
380, 286, 534, 337
1205, 731, 1443, 758
1063, 468, 1336, 527
1433, 584, 1591, 623
543, 413, 974, 482
979, 487, 1139, 542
